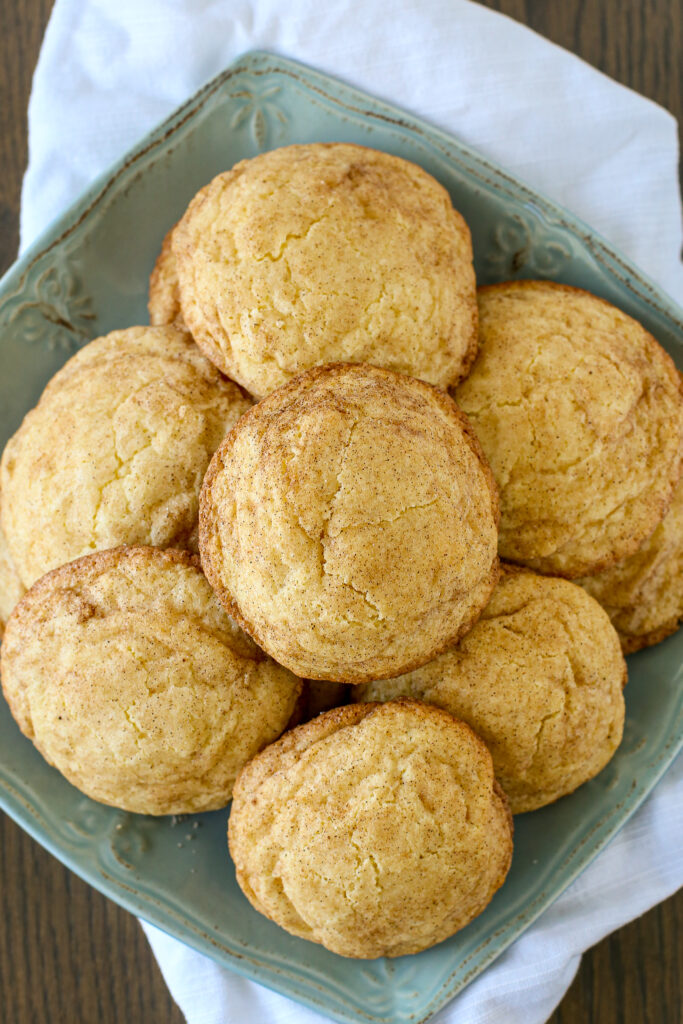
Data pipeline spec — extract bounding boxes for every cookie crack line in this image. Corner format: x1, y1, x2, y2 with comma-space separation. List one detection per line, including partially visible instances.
323, 416, 359, 533
313, 418, 439, 623
327, 498, 440, 539
121, 703, 147, 743
322, 562, 387, 623
122, 640, 206, 702
313, 417, 387, 622
528, 707, 565, 772
252, 211, 331, 264
348, 833, 383, 897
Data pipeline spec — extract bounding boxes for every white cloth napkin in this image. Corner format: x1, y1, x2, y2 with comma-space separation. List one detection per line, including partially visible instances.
20, 2, 683, 1022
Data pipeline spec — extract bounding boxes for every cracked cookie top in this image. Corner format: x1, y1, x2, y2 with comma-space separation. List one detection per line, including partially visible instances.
578, 474, 683, 653
172, 143, 478, 398
455, 280, 683, 578
228, 699, 512, 957
0, 546, 302, 815
0, 325, 251, 588
355, 566, 626, 814
199, 363, 500, 683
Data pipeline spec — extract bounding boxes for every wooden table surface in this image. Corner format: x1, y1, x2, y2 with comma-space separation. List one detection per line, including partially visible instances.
0, 1, 681, 1021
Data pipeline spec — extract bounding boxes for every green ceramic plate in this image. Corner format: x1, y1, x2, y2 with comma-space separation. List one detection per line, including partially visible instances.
0, 51, 681, 1024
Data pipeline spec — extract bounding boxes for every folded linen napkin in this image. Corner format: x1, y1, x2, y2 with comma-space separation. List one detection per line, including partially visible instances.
21, 2, 683, 1022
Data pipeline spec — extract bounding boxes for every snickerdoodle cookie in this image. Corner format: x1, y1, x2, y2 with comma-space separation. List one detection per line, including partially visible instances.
356, 566, 626, 813
0, 546, 302, 815
172, 143, 477, 398
455, 281, 682, 578
200, 363, 500, 683
578, 475, 683, 653
228, 699, 512, 957
148, 225, 184, 327
1, 326, 251, 587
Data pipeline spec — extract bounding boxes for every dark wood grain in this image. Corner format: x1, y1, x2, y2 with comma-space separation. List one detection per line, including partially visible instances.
0, 1, 680, 1022
0, 6, 180, 1021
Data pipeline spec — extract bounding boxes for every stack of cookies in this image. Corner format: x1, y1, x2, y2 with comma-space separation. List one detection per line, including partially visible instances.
1, 143, 681, 959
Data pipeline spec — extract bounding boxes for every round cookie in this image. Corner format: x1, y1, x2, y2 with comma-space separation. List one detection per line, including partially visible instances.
0, 546, 302, 815
455, 281, 683, 578
148, 225, 184, 327
200, 363, 500, 683
578, 475, 683, 653
173, 143, 478, 398
356, 566, 626, 813
228, 699, 512, 958
1, 326, 251, 588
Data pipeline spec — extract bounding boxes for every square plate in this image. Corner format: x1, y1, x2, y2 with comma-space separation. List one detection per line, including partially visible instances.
0, 51, 681, 1024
